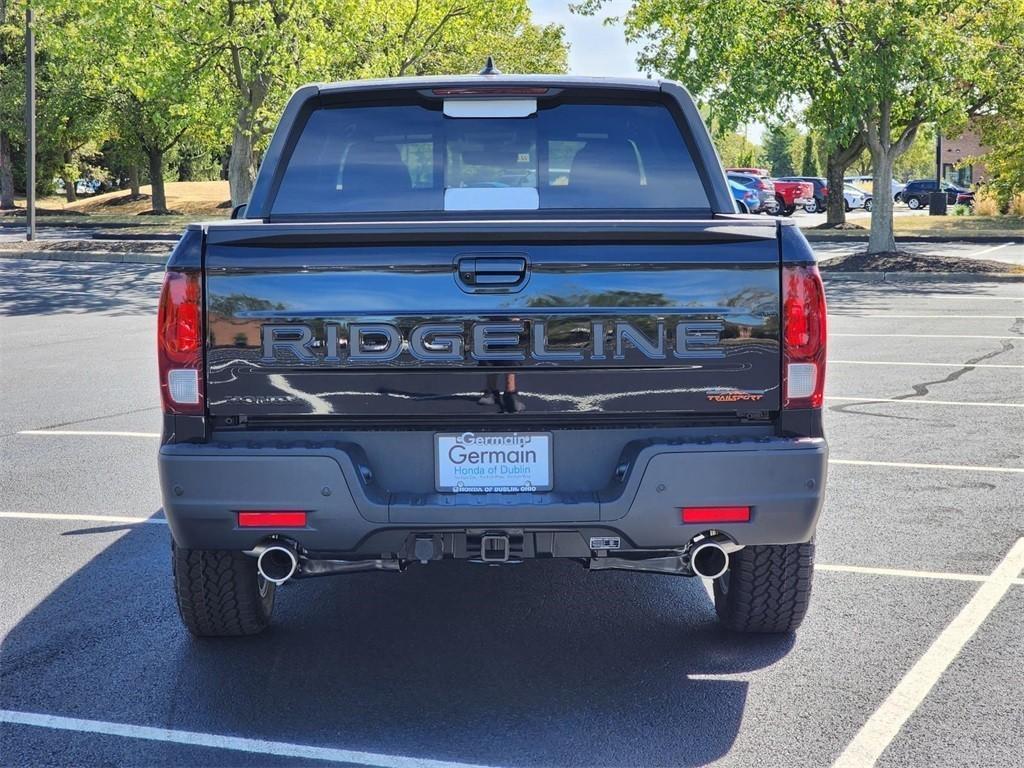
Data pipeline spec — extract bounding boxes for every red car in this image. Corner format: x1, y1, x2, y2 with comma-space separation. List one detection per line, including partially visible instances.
726, 168, 814, 216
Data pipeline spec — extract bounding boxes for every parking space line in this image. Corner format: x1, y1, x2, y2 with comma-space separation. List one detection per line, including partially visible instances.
830, 360, 1024, 369
17, 429, 160, 438
965, 241, 1015, 259
0, 511, 166, 525
834, 314, 1022, 319
816, 563, 1024, 586
827, 396, 1024, 408
833, 538, 1024, 768
831, 333, 1020, 340
0, 710, 495, 768
829, 459, 1024, 474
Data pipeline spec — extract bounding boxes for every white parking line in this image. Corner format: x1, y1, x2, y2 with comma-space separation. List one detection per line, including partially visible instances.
830, 360, 1024, 369
0, 710, 495, 768
17, 429, 160, 438
829, 459, 1024, 474
965, 241, 1015, 259
834, 314, 1022, 319
831, 333, 1021, 340
0, 511, 166, 525
827, 396, 1024, 408
833, 537, 1024, 768
816, 563, 1024, 586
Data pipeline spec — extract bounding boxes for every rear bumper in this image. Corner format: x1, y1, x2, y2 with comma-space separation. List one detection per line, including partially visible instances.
159, 435, 827, 555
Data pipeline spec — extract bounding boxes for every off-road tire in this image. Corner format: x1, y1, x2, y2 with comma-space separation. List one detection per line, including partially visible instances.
713, 542, 814, 633
172, 543, 275, 637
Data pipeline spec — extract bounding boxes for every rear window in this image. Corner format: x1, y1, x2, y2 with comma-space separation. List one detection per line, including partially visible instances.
271, 100, 709, 215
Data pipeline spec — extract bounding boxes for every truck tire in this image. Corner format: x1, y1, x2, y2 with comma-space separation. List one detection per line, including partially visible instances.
172, 543, 276, 637
713, 542, 814, 633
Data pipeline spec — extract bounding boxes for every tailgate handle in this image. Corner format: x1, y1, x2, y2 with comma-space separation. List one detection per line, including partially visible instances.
457, 256, 527, 288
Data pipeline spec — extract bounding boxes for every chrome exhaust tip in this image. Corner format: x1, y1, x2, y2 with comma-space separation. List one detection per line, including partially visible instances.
689, 541, 729, 580
257, 544, 298, 585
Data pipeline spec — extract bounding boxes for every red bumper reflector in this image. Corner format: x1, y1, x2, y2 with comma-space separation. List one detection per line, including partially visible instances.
237, 511, 307, 528
681, 506, 751, 524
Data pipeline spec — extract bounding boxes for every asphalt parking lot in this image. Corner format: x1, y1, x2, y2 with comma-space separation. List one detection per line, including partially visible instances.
1, 258, 1022, 768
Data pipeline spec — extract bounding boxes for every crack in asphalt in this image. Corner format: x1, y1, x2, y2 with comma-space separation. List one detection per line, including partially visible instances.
1, 405, 161, 439
829, 327, 1020, 419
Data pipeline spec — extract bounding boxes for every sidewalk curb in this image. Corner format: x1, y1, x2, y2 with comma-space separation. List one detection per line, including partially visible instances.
804, 233, 1018, 244
0, 250, 167, 265
822, 271, 1024, 283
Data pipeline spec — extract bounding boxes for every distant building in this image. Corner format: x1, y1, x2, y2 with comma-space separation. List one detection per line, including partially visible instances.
941, 122, 989, 186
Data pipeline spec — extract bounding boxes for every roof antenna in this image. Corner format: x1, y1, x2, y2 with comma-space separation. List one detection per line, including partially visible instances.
479, 56, 501, 75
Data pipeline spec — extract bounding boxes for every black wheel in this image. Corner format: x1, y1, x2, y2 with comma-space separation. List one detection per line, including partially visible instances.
803, 199, 818, 213
864, 198, 873, 212
907, 196, 921, 210
781, 204, 796, 217
172, 542, 276, 637
844, 201, 851, 212
713, 542, 814, 633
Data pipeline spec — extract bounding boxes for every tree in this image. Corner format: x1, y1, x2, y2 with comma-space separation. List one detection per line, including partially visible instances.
763, 123, 797, 177
577, 0, 1024, 251
800, 134, 817, 176
0, 0, 24, 208
47, 0, 220, 213
713, 130, 762, 169
186, 0, 568, 206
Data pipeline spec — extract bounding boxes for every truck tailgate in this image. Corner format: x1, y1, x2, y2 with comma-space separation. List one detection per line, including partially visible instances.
204, 219, 781, 424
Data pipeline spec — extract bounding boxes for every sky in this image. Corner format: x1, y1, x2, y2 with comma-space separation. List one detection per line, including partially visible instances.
528, 0, 644, 79
527, 0, 765, 144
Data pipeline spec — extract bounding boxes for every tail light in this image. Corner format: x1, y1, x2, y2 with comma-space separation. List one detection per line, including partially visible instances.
782, 265, 827, 408
158, 270, 204, 414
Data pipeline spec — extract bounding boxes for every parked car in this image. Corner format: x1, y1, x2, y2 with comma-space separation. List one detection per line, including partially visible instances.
725, 169, 811, 216
725, 171, 777, 214
778, 176, 829, 213
845, 175, 905, 202
842, 184, 868, 211
729, 179, 761, 213
901, 179, 972, 209
159, 74, 828, 638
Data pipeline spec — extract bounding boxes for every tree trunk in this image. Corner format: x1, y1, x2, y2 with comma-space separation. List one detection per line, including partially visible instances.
178, 155, 193, 182
228, 121, 257, 206
867, 149, 897, 254
129, 164, 140, 198
63, 175, 78, 203
825, 152, 847, 227
147, 149, 168, 213
0, 131, 14, 209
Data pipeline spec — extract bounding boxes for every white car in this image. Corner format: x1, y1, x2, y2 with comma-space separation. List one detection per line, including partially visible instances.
845, 175, 906, 202
842, 184, 868, 211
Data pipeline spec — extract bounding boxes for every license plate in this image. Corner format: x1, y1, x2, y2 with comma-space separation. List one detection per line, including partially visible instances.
435, 432, 552, 493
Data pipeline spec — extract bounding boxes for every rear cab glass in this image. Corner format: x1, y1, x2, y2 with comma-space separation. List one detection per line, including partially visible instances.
270, 94, 711, 216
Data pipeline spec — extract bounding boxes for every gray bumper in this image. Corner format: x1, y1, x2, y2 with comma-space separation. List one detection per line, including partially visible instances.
159, 435, 827, 553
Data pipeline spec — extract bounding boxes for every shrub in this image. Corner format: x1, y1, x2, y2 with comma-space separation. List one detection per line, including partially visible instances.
1009, 192, 1024, 217
952, 203, 970, 216
973, 187, 1000, 217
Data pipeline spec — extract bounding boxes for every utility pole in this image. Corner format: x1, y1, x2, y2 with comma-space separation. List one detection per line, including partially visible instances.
25, 4, 36, 241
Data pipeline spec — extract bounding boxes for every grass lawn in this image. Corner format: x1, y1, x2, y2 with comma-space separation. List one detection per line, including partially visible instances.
892, 214, 1024, 233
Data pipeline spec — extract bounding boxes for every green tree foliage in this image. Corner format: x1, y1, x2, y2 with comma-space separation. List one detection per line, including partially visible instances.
799, 133, 817, 176
713, 130, 762, 169
0, 0, 25, 208
577, 0, 1024, 251
763, 123, 798, 177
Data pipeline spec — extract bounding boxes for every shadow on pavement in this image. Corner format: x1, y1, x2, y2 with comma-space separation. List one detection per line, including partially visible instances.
0, 523, 796, 766
0, 259, 161, 317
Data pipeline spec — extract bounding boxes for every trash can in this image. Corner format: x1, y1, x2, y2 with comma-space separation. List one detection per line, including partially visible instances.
929, 191, 948, 215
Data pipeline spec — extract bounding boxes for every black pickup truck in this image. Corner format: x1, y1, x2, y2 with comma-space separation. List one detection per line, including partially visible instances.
158, 74, 828, 637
